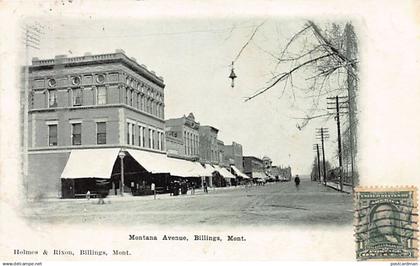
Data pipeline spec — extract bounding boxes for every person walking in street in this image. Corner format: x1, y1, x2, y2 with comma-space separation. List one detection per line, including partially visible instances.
294, 174, 301, 190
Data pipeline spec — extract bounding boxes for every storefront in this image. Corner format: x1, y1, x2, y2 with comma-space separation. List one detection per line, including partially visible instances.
60, 148, 212, 198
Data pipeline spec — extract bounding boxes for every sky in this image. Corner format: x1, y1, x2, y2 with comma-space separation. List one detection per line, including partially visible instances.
26, 17, 346, 175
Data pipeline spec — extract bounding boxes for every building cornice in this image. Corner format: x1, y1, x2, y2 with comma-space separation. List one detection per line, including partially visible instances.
30, 52, 165, 88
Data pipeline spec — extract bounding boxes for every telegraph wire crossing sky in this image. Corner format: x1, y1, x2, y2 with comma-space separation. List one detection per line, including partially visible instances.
25, 17, 344, 175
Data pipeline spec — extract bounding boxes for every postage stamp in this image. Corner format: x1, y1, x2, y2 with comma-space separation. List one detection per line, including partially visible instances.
354, 186, 418, 261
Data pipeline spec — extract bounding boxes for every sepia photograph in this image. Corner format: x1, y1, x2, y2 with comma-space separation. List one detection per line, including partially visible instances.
0, 0, 419, 264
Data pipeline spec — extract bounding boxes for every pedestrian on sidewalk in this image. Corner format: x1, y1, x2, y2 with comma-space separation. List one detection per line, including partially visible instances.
203, 181, 208, 193
191, 181, 195, 195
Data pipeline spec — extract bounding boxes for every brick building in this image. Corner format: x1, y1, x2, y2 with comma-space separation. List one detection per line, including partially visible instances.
223, 141, 244, 172
198, 125, 219, 165
165, 113, 200, 161
27, 50, 167, 198
242, 156, 264, 178
217, 139, 225, 166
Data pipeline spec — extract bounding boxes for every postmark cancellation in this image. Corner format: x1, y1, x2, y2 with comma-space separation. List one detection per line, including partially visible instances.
354, 186, 418, 261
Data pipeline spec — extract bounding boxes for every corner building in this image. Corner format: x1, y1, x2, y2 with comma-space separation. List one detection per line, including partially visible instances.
27, 50, 166, 198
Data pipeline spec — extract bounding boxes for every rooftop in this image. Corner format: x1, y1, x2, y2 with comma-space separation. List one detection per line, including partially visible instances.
30, 49, 164, 87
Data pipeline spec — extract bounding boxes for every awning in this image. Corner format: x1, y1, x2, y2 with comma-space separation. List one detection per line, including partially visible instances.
166, 157, 199, 177
127, 149, 171, 174
219, 167, 235, 179
252, 171, 266, 179
203, 164, 216, 176
231, 165, 251, 179
61, 148, 120, 179
212, 165, 235, 179
127, 149, 203, 177
191, 162, 211, 177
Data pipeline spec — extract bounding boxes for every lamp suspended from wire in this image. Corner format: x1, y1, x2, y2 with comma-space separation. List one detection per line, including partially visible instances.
229, 61, 237, 88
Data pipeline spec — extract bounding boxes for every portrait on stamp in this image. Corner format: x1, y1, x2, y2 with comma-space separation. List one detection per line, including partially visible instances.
355, 188, 418, 261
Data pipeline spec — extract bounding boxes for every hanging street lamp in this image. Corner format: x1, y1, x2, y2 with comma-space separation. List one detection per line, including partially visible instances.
229, 61, 237, 88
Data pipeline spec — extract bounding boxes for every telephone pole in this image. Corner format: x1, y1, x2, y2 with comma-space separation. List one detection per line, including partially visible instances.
327, 96, 348, 192
316, 128, 329, 186
345, 23, 358, 190
313, 144, 321, 183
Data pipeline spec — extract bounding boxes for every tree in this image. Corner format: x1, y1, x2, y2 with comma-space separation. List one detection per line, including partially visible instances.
233, 20, 359, 185
311, 157, 331, 182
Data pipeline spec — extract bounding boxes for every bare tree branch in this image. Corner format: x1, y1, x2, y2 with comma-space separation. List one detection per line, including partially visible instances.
308, 21, 357, 71
233, 21, 266, 63
244, 53, 334, 102
279, 24, 312, 61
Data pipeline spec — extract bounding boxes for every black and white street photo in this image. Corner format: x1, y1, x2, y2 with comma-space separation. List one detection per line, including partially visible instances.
1, 0, 419, 263
19, 16, 358, 226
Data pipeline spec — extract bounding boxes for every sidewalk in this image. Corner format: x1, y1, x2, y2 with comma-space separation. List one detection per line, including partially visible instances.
37, 184, 248, 203
325, 181, 353, 194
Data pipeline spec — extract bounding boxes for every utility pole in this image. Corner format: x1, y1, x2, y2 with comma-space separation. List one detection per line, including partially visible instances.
327, 96, 348, 192
316, 128, 329, 186
344, 23, 358, 190
313, 144, 321, 183
22, 23, 43, 199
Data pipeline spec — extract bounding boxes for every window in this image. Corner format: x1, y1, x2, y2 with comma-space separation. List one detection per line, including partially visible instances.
127, 123, 130, 144
126, 88, 130, 104
96, 122, 106, 144
48, 90, 57, 107
140, 126, 145, 147
158, 132, 163, 151
71, 123, 81, 145
73, 88, 82, 106
157, 132, 161, 150
149, 128, 153, 148
97, 86, 106, 105
139, 126, 143, 147
131, 91, 135, 107
48, 124, 57, 146
131, 124, 135, 145
127, 122, 135, 145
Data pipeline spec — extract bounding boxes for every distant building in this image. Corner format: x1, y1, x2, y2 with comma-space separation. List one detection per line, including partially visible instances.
262, 156, 273, 170
243, 156, 264, 178
165, 113, 200, 160
271, 166, 292, 181
223, 141, 244, 172
217, 139, 225, 166
199, 125, 219, 164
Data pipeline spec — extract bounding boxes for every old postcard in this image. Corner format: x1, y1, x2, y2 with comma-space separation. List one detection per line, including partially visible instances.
0, 0, 419, 264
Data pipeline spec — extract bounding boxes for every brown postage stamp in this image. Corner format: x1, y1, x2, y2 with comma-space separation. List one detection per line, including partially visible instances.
354, 186, 418, 261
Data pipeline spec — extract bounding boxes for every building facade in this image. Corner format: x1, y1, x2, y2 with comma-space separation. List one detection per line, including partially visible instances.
217, 139, 225, 166
242, 156, 264, 178
27, 50, 166, 198
271, 166, 292, 181
223, 141, 244, 172
262, 156, 273, 170
198, 125, 219, 164
165, 113, 200, 160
